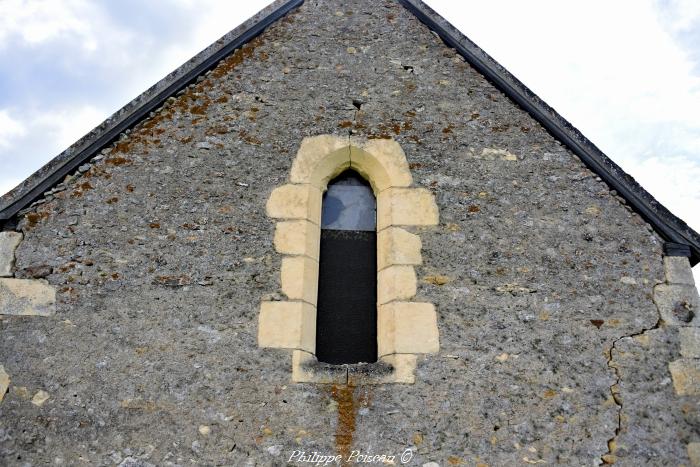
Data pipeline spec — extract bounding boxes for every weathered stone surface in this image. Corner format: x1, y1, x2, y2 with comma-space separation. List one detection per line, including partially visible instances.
377, 265, 416, 305
377, 227, 422, 270
0, 231, 22, 277
377, 187, 439, 230
654, 283, 700, 326
613, 328, 695, 464
258, 301, 315, 352
688, 443, 700, 466
349, 138, 412, 192
273, 220, 320, 260
669, 358, 700, 396
0, 365, 9, 403
0, 278, 55, 316
280, 255, 319, 305
680, 327, 700, 358
31, 389, 50, 407
378, 302, 439, 356
0, 0, 673, 464
266, 183, 322, 225
289, 135, 350, 188
664, 256, 696, 285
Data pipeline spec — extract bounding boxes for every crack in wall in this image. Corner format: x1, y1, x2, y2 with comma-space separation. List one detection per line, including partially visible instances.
600, 283, 664, 464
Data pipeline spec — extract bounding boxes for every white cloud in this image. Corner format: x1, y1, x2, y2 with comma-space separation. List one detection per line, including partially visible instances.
0, 110, 27, 149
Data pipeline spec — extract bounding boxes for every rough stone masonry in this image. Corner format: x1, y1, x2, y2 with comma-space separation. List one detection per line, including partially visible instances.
1, 0, 699, 465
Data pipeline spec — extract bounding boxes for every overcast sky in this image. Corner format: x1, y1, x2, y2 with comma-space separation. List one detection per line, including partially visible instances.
0, 0, 698, 278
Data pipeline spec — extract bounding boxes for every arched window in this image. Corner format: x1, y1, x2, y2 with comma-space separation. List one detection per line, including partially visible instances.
316, 170, 377, 364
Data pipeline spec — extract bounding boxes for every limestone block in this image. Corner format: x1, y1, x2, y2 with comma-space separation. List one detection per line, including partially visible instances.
289, 135, 350, 188
377, 266, 417, 305
0, 231, 22, 277
378, 302, 439, 356
0, 278, 56, 316
688, 443, 700, 466
273, 220, 320, 260
377, 227, 422, 270
680, 327, 700, 358
377, 188, 439, 230
281, 256, 319, 305
0, 365, 9, 403
379, 354, 416, 384
349, 138, 412, 192
669, 359, 700, 396
258, 301, 315, 352
266, 184, 322, 225
654, 283, 700, 326
291, 350, 347, 384
664, 256, 696, 286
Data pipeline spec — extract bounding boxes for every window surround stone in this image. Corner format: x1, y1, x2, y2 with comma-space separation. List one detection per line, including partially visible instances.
258, 135, 439, 384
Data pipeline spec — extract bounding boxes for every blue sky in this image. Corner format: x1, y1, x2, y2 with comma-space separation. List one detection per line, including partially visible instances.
0, 0, 699, 277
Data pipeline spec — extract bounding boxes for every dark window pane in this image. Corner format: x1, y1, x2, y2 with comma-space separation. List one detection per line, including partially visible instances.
316, 171, 378, 364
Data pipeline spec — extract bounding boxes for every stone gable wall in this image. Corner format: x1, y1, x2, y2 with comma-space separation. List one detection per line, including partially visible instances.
1, 1, 695, 465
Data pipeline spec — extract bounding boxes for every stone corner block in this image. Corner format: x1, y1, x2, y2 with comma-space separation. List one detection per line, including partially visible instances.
349, 137, 412, 192
0, 231, 23, 277
377, 265, 417, 305
380, 354, 417, 384
378, 302, 439, 356
281, 256, 319, 305
680, 327, 700, 359
378, 227, 422, 270
291, 350, 346, 384
0, 364, 9, 403
377, 188, 439, 230
258, 301, 315, 353
290, 135, 350, 188
0, 278, 56, 316
654, 283, 700, 326
669, 358, 700, 396
273, 220, 319, 260
664, 256, 696, 286
688, 442, 700, 466
266, 184, 322, 225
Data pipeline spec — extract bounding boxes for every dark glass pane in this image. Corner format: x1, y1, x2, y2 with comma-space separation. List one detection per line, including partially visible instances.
316, 171, 377, 364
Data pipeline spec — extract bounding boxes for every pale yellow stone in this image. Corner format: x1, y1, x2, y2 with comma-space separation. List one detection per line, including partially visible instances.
0, 365, 9, 403
266, 184, 322, 225
377, 188, 439, 230
281, 256, 319, 305
273, 220, 320, 260
289, 135, 350, 188
378, 302, 439, 356
198, 425, 211, 436
480, 148, 518, 161
377, 227, 422, 270
291, 350, 346, 384
0, 278, 56, 316
377, 266, 417, 305
0, 231, 23, 277
258, 301, 316, 352
688, 442, 700, 466
669, 359, 700, 396
349, 138, 412, 192
495, 353, 509, 362
31, 389, 50, 406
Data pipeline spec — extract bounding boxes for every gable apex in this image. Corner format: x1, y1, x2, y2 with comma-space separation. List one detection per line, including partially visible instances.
1, 0, 698, 265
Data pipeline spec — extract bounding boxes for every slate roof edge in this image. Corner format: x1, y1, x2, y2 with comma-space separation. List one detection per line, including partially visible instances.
0, 0, 303, 223
399, 0, 700, 265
